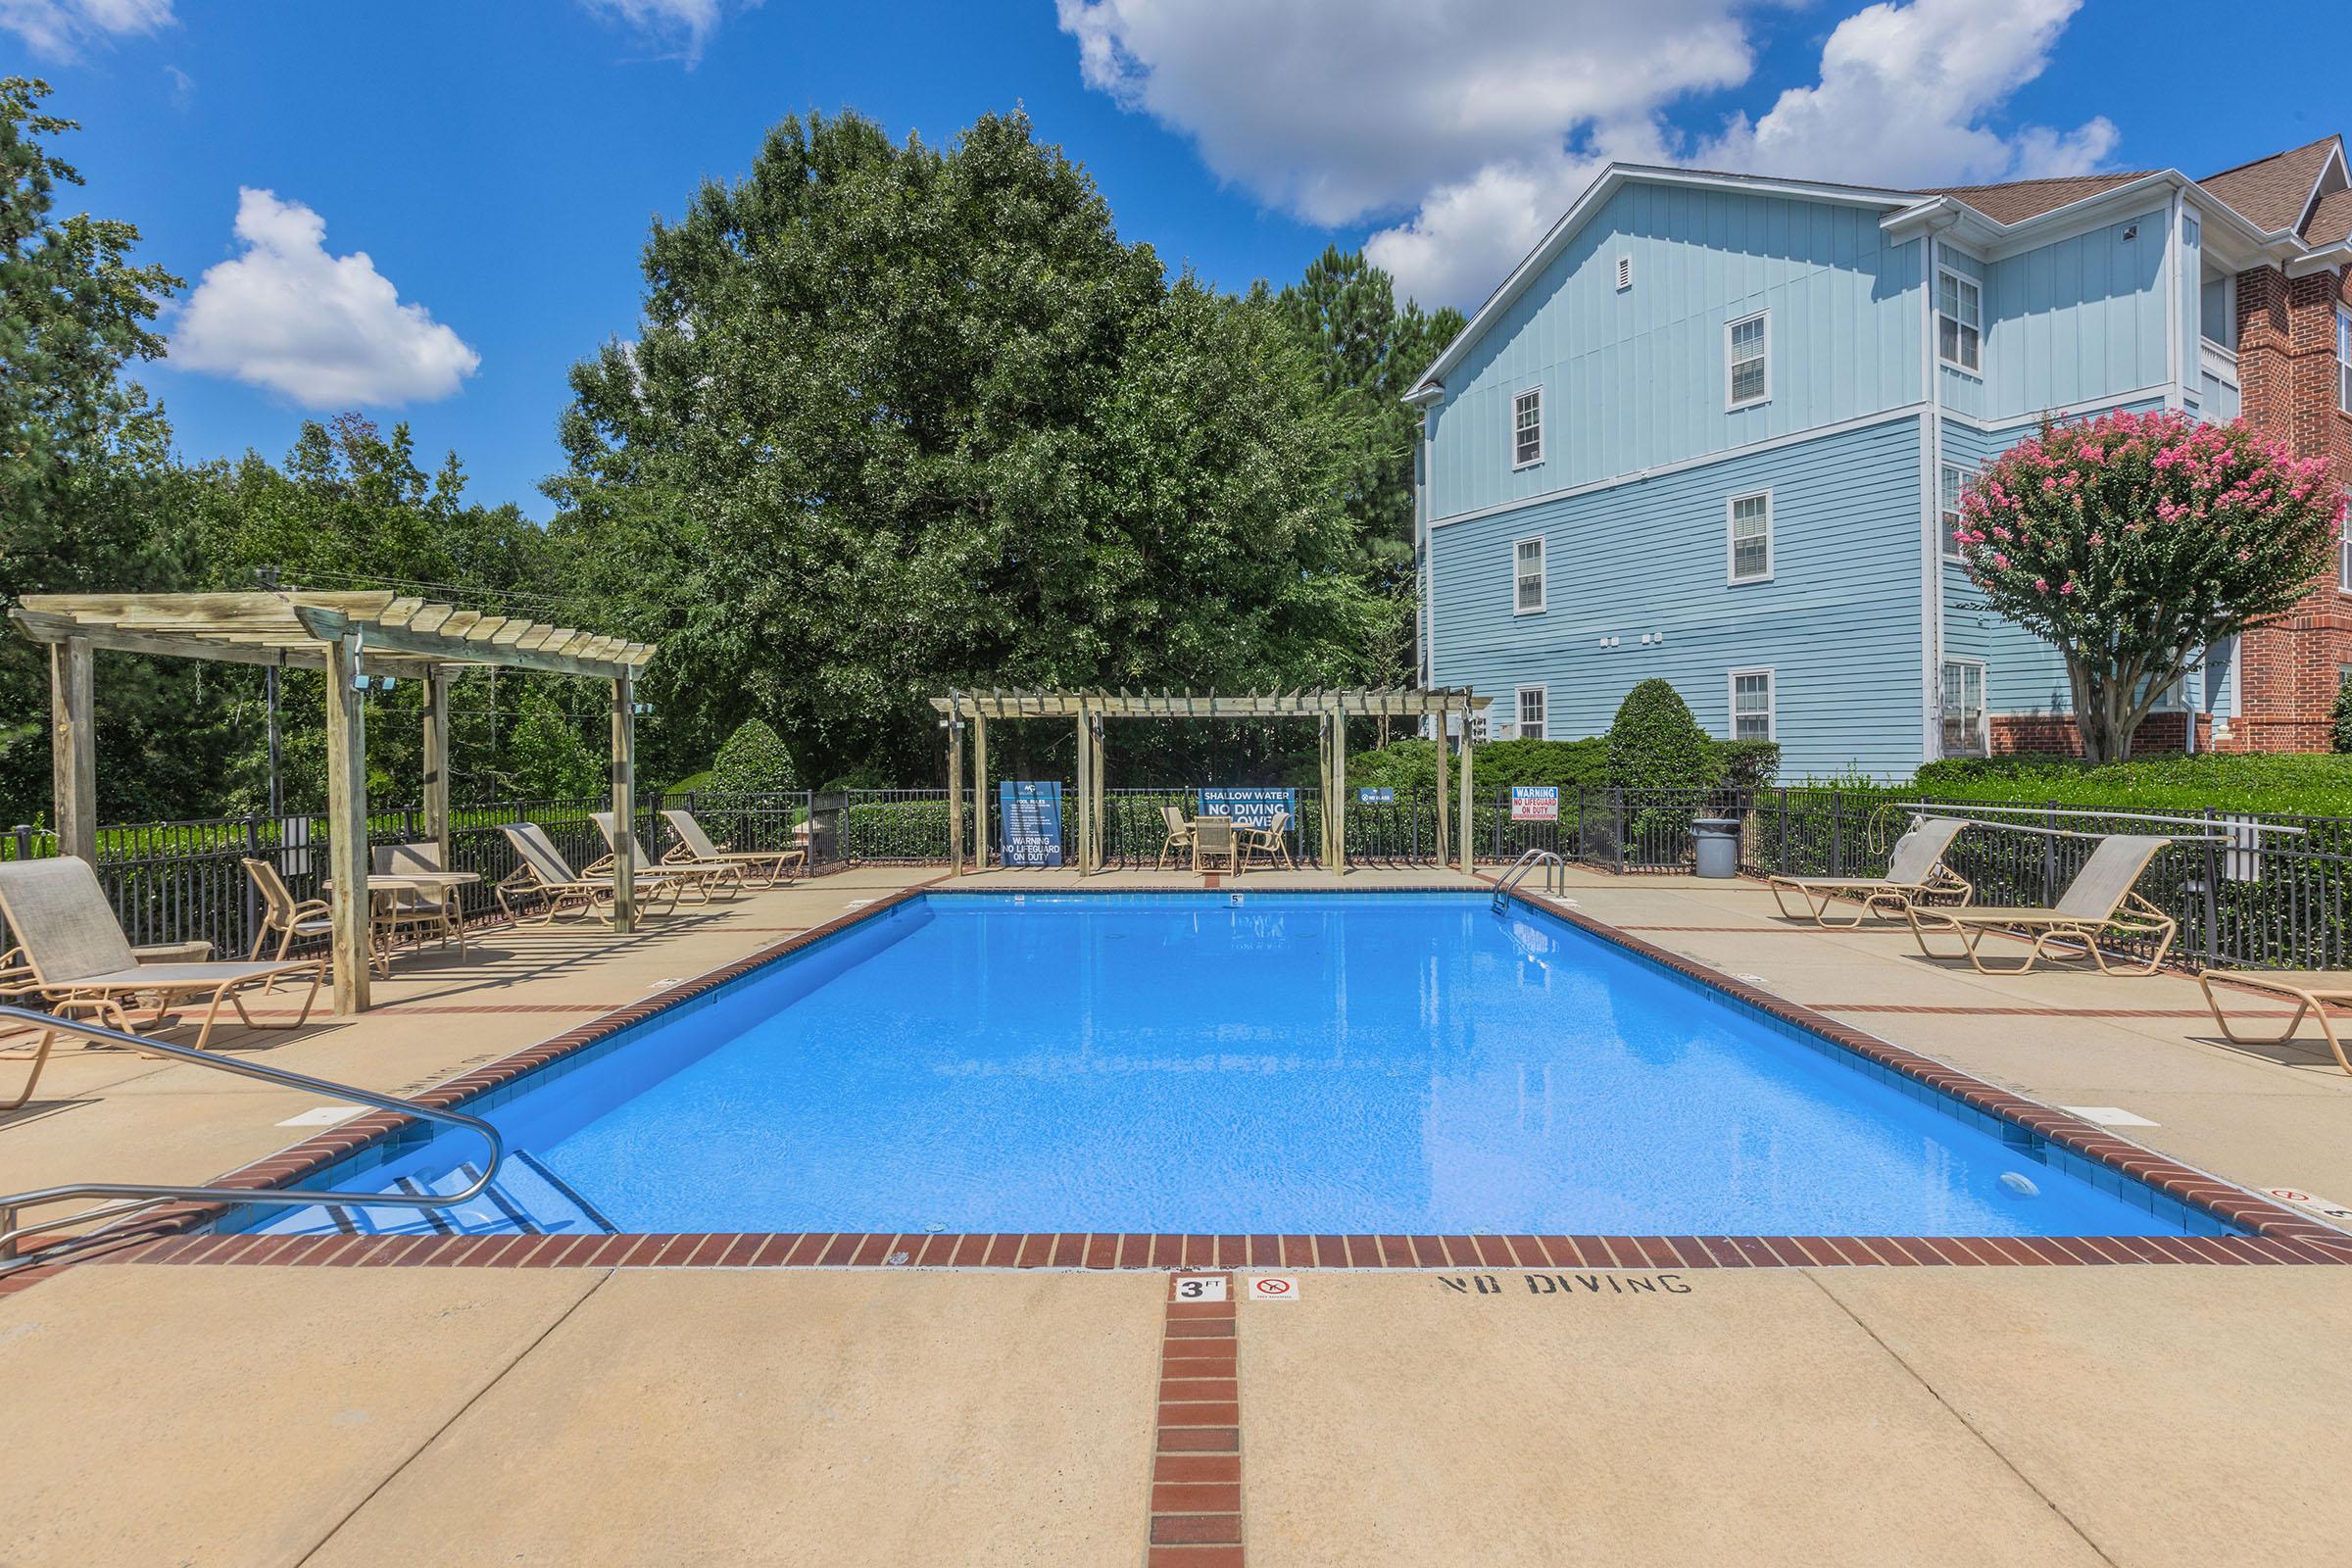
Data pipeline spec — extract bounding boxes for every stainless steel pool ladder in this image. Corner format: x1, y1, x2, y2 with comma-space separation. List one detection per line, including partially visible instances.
1492, 849, 1565, 910
0, 1003, 503, 1275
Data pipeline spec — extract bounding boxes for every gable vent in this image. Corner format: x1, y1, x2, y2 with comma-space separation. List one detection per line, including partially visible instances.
1615, 254, 1633, 290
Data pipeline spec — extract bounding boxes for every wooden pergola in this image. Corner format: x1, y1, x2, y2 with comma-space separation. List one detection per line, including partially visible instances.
927, 688, 1494, 875
10, 591, 658, 1015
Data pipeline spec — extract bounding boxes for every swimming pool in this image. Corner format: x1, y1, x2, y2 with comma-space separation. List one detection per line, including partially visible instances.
232, 891, 2234, 1242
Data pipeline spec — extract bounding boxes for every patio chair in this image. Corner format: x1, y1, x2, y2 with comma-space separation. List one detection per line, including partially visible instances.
661, 808, 803, 888
1155, 805, 1196, 870
1193, 815, 1239, 875
1237, 808, 1296, 871
0, 857, 324, 1053
589, 812, 744, 903
1766, 815, 1973, 926
496, 823, 683, 925
1905, 834, 2177, 975
242, 856, 345, 979
2196, 971, 2352, 1076
370, 842, 468, 960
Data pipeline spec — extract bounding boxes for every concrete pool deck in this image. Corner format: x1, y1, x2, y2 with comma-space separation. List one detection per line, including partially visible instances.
4, 861, 2352, 1564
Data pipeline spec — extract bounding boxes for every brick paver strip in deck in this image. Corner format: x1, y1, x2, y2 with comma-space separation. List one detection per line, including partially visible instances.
54, 880, 2352, 1275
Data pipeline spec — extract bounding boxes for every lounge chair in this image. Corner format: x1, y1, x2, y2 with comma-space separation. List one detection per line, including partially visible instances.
2197, 971, 2352, 1075
1155, 805, 1196, 870
496, 822, 683, 924
1237, 808, 1296, 871
1194, 815, 1238, 874
1767, 815, 1973, 926
588, 812, 743, 903
0, 857, 324, 1053
661, 808, 804, 888
1905, 834, 2177, 975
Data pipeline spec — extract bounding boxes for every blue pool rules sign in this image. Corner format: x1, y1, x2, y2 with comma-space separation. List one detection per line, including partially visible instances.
1199, 787, 1295, 830
998, 781, 1064, 866
1356, 786, 1395, 806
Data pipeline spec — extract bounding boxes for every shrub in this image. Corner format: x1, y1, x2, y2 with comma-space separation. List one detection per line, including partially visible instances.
2334, 677, 2352, 757
708, 717, 799, 804
1911, 752, 2352, 815
1714, 738, 1781, 790
1605, 679, 1721, 791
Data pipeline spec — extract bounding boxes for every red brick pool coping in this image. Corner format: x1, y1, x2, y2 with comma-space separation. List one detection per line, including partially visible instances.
61, 879, 2352, 1273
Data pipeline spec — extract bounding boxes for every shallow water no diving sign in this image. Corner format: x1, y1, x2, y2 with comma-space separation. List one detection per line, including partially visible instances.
2264, 1186, 2352, 1225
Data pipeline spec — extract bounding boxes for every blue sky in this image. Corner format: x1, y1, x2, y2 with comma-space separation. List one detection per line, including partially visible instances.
8, 0, 2344, 524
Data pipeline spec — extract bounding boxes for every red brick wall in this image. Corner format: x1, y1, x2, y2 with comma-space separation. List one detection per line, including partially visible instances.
2217, 261, 2352, 753
1985, 711, 2199, 758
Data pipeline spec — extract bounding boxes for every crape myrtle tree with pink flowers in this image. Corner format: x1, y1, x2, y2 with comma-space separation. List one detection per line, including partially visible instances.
1953, 410, 2346, 762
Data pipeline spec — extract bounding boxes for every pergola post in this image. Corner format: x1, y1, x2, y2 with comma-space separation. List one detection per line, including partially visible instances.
1458, 727, 1476, 876
1072, 707, 1093, 874
610, 671, 636, 932
323, 632, 371, 1014
1434, 717, 1450, 868
1327, 711, 1348, 872
948, 708, 966, 875
1092, 713, 1107, 871
971, 713, 989, 870
421, 667, 452, 866
49, 636, 96, 864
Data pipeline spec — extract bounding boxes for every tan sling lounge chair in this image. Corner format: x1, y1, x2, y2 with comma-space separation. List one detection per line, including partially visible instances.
497, 823, 683, 924
589, 812, 744, 903
1767, 814, 1973, 925
0, 857, 324, 1053
661, 808, 804, 888
1155, 806, 1197, 870
1906, 834, 2177, 975
2197, 971, 2352, 1075
1238, 809, 1296, 871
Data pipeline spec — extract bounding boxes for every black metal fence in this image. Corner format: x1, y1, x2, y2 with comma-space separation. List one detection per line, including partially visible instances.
13, 782, 2352, 973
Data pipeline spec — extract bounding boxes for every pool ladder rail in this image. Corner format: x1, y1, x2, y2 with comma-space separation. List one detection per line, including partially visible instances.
1492, 849, 1566, 911
0, 1002, 505, 1275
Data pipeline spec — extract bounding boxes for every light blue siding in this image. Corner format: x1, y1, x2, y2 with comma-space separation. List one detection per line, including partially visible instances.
1424, 184, 1924, 523
1431, 417, 1926, 779
1976, 208, 2173, 420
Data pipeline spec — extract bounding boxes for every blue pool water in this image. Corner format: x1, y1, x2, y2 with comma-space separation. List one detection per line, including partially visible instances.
240, 892, 2230, 1240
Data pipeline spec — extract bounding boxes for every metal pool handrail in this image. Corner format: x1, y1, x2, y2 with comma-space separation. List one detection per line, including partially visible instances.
1493, 848, 1565, 908
0, 1003, 503, 1273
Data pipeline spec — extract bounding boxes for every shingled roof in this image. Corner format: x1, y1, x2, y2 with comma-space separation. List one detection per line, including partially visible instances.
1916, 172, 2155, 225
2300, 186, 2352, 247
2199, 135, 2344, 233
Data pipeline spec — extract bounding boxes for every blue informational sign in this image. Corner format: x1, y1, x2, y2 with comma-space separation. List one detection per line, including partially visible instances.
1356, 787, 1395, 806
1198, 786, 1295, 831
998, 780, 1065, 867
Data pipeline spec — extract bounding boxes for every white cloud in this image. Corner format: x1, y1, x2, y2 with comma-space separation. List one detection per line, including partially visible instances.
1060, 0, 2118, 308
172, 189, 480, 409
0, 0, 172, 60
1696, 0, 2116, 187
164, 63, 193, 110
577, 0, 750, 65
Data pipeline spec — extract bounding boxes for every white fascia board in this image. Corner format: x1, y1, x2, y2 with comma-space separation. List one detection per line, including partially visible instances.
1404, 163, 1917, 402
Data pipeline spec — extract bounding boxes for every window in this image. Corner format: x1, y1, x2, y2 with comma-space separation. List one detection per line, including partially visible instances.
1516, 685, 1547, 742
1512, 387, 1544, 467
1940, 464, 1967, 560
1727, 490, 1772, 583
1941, 660, 1986, 757
1937, 268, 1982, 373
1615, 254, 1633, 291
1726, 312, 1769, 408
1729, 668, 1775, 741
2338, 308, 2351, 415
1513, 535, 1545, 614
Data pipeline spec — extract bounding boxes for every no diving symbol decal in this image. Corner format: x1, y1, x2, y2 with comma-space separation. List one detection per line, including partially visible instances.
1247, 1276, 1298, 1301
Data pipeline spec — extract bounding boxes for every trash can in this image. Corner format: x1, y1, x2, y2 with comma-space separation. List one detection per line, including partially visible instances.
1691, 816, 1741, 879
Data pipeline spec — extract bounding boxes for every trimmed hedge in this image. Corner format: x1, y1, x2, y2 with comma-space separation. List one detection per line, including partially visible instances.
1910, 753, 2352, 817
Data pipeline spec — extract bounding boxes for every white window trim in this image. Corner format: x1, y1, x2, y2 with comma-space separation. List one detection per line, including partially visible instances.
1511, 385, 1544, 469
2337, 307, 2351, 416
1939, 463, 1968, 563
1937, 266, 1984, 376
1724, 311, 1770, 411
1512, 533, 1546, 615
1940, 658, 1988, 758
1514, 683, 1548, 742
2339, 508, 2352, 594
1725, 488, 1774, 585
1728, 666, 1776, 742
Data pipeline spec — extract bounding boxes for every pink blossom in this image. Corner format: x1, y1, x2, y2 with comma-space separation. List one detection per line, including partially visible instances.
2034, 577, 2049, 592
1993, 553, 2010, 569
2059, 581, 2077, 595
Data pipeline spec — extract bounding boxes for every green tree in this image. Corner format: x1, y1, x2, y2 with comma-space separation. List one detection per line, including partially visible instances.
550, 109, 1378, 787
706, 716, 799, 803
2332, 675, 2352, 757
1606, 679, 1720, 791
504, 690, 603, 800
1956, 410, 2343, 762
0, 77, 192, 823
